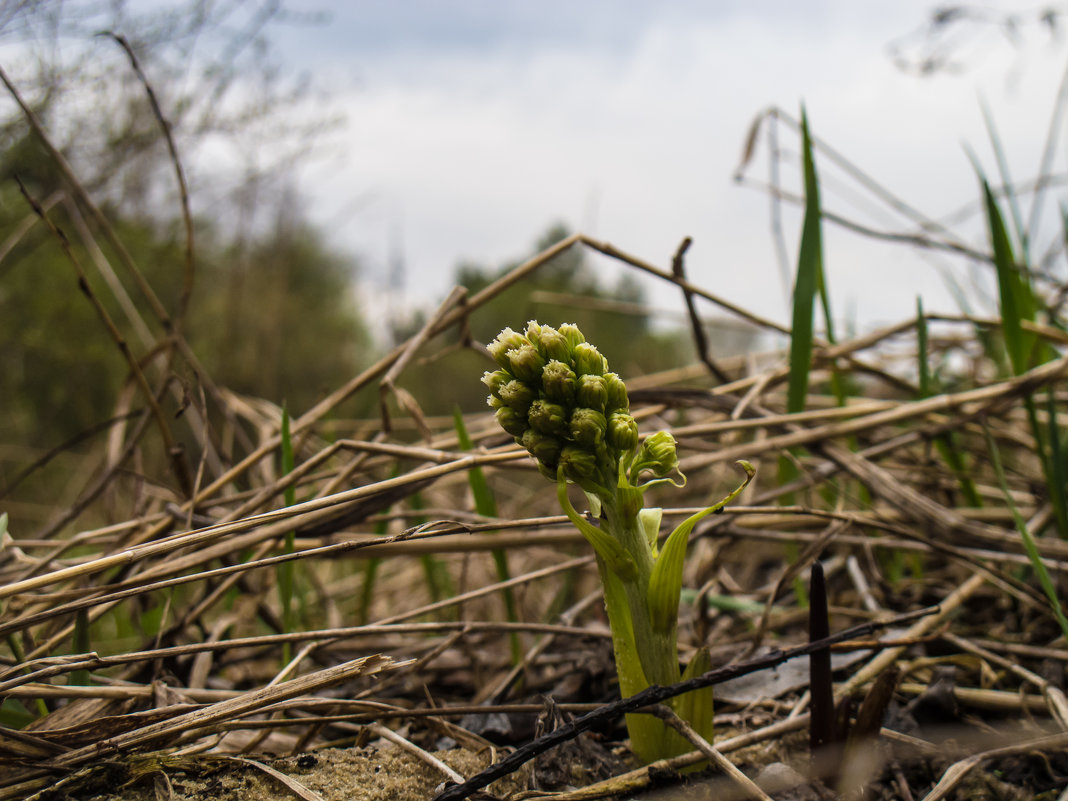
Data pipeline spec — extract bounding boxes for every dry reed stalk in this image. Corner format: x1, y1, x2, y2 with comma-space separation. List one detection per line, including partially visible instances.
1, 169, 1065, 801
40, 654, 404, 770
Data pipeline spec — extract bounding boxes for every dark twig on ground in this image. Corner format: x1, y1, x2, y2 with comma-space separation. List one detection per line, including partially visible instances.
432, 605, 940, 801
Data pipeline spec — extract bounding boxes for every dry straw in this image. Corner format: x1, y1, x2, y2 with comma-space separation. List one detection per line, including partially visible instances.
1, 51, 1067, 801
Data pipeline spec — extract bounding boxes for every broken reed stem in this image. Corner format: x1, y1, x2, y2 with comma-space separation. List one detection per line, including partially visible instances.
0, 64, 174, 331
41, 655, 403, 770
433, 606, 938, 801
682, 350, 1068, 472
13, 178, 190, 496
919, 730, 1068, 801
2, 208, 1066, 801
105, 32, 195, 326
649, 704, 775, 801
0, 451, 526, 600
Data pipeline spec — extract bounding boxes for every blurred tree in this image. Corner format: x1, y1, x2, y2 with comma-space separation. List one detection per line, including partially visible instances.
0, 0, 333, 222
0, 185, 123, 445
396, 223, 692, 418
456, 222, 655, 366
0, 2, 371, 520
0, 175, 369, 445
192, 194, 371, 407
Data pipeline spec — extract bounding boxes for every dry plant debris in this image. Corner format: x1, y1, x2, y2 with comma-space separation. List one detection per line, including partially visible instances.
2, 227, 1067, 800
1, 59, 1068, 801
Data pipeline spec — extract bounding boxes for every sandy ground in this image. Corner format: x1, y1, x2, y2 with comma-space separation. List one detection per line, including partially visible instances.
62, 746, 529, 801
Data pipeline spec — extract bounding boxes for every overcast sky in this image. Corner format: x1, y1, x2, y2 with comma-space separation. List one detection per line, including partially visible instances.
270, 1, 1068, 336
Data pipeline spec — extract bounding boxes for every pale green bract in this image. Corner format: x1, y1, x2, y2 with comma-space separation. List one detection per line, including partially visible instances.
484, 321, 754, 764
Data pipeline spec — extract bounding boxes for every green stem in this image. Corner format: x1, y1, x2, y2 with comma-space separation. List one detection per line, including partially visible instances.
595, 555, 669, 764
600, 495, 679, 689
278, 403, 297, 665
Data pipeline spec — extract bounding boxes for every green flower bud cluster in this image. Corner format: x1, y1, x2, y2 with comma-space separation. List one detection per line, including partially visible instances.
480, 322, 755, 766
484, 321, 639, 487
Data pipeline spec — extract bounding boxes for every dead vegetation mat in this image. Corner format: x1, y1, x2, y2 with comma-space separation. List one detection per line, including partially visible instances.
3, 230, 1068, 801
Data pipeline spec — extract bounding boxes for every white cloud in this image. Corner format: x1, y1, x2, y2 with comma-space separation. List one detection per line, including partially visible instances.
293, 1, 1068, 334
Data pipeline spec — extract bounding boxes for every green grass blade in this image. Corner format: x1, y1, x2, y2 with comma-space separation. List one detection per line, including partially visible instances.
410, 491, 454, 609
944, 273, 1008, 370
679, 588, 787, 615
1045, 389, 1068, 537
359, 464, 402, 625
72, 609, 91, 686
916, 297, 931, 397
978, 175, 1064, 533
452, 407, 520, 664
984, 425, 1068, 640
281, 403, 296, 508
980, 97, 1029, 262
980, 177, 1036, 375
0, 698, 38, 729
278, 402, 296, 664
452, 408, 499, 518
780, 107, 823, 606
787, 106, 822, 415
918, 297, 982, 507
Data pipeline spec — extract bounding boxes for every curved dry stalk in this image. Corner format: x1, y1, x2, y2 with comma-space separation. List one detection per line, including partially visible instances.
105, 33, 195, 327
649, 704, 775, 801
2, 188, 1067, 801
0, 612, 607, 695
0, 65, 173, 332
919, 730, 1068, 801
682, 351, 1068, 471
225, 757, 327, 801
0, 451, 526, 600
40, 655, 403, 771
14, 179, 189, 496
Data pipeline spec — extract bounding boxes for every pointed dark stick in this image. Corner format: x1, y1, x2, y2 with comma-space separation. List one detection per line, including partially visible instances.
809, 560, 835, 754
432, 604, 939, 801
671, 236, 730, 384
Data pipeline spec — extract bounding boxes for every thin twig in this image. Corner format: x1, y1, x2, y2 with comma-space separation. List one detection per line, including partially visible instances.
649, 704, 774, 801
671, 236, 729, 383
433, 605, 939, 801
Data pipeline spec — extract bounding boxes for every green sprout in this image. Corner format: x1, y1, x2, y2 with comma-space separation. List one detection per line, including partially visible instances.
484, 321, 754, 763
